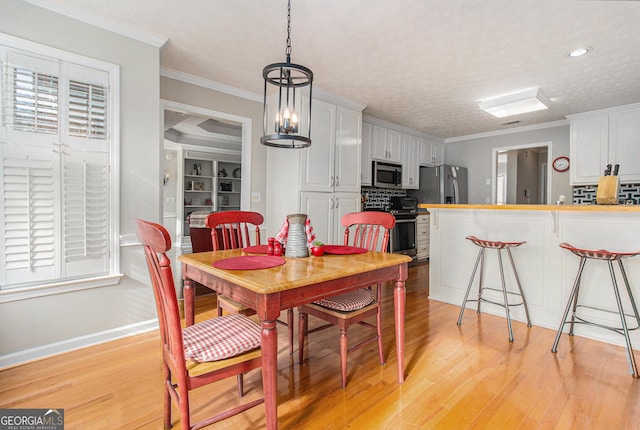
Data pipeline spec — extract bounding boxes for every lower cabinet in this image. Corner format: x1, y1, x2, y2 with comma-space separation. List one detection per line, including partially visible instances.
416, 213, 430, 261
300, 191, 361, 245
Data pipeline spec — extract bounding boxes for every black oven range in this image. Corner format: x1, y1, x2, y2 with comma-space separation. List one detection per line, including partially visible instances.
387, 197, 418, 265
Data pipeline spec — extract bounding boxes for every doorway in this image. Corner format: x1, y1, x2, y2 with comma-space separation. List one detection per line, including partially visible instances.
492, 142, 551, 205
161, 100, 252, 237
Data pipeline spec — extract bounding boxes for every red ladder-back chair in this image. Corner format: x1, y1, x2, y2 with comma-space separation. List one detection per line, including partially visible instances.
298, 211, 395, 388
135, 219, 263, 430
205, 211, 295, 355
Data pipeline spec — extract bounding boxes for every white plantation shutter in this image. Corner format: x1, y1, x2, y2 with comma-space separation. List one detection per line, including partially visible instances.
0, 144, 58, 286
0, 40, 116, 290
68, 80, 107, 140
62, 150, 109, 277
12, 68, 59, 134
2, 51, 61, 147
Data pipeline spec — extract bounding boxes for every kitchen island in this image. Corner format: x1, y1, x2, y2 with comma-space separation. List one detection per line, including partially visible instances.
421, 203, 640, 348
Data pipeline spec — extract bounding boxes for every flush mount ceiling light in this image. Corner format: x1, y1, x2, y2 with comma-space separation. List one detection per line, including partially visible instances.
568, 47, 592, 57
478, 88, 550, 118
261, 0, 313, 149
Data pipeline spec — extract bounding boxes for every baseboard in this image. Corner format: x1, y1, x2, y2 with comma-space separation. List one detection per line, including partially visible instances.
0, 319, 159, 370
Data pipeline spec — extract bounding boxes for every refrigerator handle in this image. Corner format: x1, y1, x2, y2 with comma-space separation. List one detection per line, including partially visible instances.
452, 179, 459, 204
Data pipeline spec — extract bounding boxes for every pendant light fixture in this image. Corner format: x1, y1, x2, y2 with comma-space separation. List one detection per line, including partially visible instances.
261, 0, 313, 149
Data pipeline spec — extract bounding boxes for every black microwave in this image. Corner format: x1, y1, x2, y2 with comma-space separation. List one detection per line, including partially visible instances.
373, 161, 402, 189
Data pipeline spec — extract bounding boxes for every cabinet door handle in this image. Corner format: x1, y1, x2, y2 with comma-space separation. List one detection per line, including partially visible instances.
335, 176, 340, 187
330, 176, 335, 187
330, 197, 334, 209
335, 198, 339, 208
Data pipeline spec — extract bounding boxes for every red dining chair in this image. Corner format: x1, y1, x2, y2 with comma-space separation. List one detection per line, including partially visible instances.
206, 211, 295, 355
135, 219, 263, 430
298, 211, 395, 388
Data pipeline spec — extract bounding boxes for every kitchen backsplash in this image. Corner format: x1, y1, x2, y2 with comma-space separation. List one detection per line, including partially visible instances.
362, 186, 406, 210
573, 183, 640, 205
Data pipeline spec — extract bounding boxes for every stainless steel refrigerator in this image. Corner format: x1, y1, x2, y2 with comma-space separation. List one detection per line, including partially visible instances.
408, 165, 468, 204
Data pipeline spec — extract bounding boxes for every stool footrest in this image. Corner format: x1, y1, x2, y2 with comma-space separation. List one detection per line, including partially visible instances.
465, 297, 527, 308
567, 305, 640, 334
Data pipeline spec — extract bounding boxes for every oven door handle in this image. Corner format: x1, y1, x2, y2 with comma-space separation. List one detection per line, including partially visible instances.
394, 218, 417, 223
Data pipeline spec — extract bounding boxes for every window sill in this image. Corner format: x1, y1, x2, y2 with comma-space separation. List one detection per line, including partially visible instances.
0, 274, 123, 304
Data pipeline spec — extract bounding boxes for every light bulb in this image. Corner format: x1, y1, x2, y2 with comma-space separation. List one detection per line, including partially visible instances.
283, 108, 290, 119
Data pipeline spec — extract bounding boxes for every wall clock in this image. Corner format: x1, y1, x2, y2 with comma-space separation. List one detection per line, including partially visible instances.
552, 156, 570, 172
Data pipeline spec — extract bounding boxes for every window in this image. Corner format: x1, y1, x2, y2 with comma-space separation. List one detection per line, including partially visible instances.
0, 34, 119, 293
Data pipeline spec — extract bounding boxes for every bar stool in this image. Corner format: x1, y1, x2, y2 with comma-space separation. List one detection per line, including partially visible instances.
552, 243, 640, 377
457, 235, 532, 342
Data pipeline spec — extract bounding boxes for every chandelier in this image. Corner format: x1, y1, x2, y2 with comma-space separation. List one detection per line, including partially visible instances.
260, 0, 313, 149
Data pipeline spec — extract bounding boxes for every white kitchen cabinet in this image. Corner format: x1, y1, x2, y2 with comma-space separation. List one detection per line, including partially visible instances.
300, 191, 361, 245
266, 93, 366, 239
300, 99, 361, 193
416, 213, 430, 261
334, 106, 362, 192
371, 125, 402, 163
402, 134, 419, 189
431, 141, 444, 165
569, 103, 640, 185
361, 121, 372, 185
419, 139, 444, 166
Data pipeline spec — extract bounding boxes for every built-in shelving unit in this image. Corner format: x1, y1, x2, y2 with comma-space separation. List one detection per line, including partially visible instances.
182, 151, 241, 236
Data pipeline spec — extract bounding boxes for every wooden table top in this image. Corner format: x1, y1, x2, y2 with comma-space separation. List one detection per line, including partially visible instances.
179, 249, 413, 295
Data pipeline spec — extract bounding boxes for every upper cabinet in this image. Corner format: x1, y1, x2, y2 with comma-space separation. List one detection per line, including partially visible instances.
402, 134, 419, 189
371, 125, 402, 163
300, 98, 361, 193
361, 122, 373, 186
568, 103, 640, 184
363, 116, 445, 190
419, 139, 444, 166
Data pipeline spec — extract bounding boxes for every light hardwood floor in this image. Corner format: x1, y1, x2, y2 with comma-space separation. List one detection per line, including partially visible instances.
2, 262, 640, 429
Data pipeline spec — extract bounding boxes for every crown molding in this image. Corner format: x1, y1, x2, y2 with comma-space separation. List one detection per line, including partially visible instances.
21, 0, 168, 48
444, 119, 569, 143
313, 88, 367, 112
161, 67, 263, 103
363, 115, 443, 142
565, 102, 640, 120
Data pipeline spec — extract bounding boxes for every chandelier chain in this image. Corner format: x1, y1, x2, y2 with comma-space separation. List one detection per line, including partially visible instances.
285, 0, 292, 59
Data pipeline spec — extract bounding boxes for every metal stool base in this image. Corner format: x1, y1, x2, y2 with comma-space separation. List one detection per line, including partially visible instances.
457, 241, 531, 342
551, 255, 640, 377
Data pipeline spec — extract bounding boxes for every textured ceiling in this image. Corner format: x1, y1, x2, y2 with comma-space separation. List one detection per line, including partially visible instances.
28, 0, 640, 139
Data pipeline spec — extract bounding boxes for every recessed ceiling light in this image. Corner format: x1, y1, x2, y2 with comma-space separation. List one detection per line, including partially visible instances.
568, 47, 591, 57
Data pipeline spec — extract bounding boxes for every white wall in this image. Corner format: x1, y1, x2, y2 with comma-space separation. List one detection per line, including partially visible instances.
0, 0, 161, 366
445, 125, 572, 204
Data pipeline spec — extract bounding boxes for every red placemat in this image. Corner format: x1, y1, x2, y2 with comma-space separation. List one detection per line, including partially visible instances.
323, 245, 369, 255
213, 256, 286, 270
242, 245, 269, 254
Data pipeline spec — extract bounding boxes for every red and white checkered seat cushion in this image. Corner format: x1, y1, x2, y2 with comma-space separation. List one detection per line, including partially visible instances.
183, 313, 261, 362
314, 288, 374, 312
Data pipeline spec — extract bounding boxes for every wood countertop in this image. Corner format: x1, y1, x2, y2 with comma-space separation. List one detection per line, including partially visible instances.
419, 203, 640, 212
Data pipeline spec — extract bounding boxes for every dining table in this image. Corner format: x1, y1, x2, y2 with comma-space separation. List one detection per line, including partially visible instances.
179, 248, 412, 430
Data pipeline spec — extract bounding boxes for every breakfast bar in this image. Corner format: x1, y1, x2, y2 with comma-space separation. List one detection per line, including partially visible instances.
421, 203, 640, 348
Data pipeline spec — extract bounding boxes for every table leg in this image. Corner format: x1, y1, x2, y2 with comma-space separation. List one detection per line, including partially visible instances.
184, 278, 195, 326
394, 278, 406, 383
261, 318, 278, 430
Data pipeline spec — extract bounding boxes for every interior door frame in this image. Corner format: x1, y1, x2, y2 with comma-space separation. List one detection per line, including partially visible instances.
491, 141, 552, 204
160, 99, 252, 239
